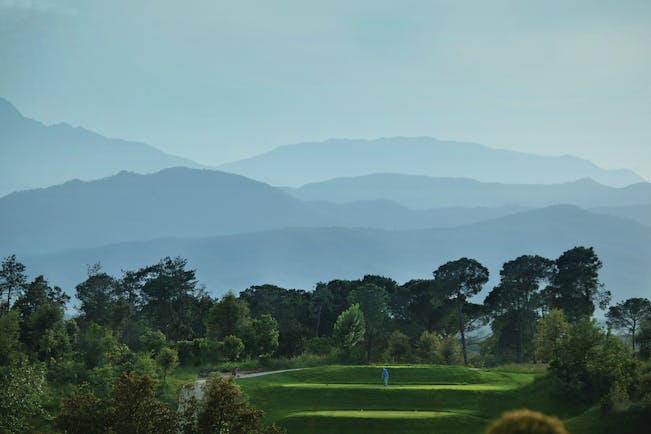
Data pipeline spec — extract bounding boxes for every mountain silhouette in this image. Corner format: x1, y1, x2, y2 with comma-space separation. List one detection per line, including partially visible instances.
219, 137, 644, 187
0, 98, 202, 196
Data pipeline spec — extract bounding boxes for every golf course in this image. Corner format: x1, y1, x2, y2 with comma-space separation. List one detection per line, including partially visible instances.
235, 365, 641, 434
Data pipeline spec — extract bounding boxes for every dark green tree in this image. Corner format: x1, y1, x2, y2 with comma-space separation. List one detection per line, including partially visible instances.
348, 283, 389, 362
484, 255, 554, 362
138, 257, 199, 340
54, 388, 111, 434
240, 285, 311, 357
156, 347, 179, 385
110, 372, 177, 434
606, 297, 651, 352
206, 292, 250, 339
309, 282, 333, 337
179, 374, 284, 434
75, 264, 117, 327
544, 246, 610, 321
0, 254, 27, 312
13, 275, 69, 360
434, 258, 489, 365
252, 314, 280, 357
222, 335, 245, 362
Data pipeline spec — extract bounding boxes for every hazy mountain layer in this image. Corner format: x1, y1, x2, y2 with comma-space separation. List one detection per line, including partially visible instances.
0, 167, 326, 255
0, 98, 202, 196
591, 203, 651, 227
289, 174, 651, 209
219, 137, 644, 187
22, 206, 651, 302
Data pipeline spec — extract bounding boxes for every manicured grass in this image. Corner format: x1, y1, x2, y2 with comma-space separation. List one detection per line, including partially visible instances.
235, 364, 645, 434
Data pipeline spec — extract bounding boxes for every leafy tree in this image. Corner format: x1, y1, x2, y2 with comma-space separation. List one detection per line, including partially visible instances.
485, 255, 553, 362
140, 328, 167, 355
606, 297, 651, 352
240, 285, 311, 357
222, 335, 245, 362
638, 317, 651, 360
138, 257, 200, 340
110, 372, 177, 434
385, 330, 411, 363
416, 330, 442, 364
156, 347, 179, 385
348, 283, 389, 362
0, 254, 27, 312
309, 282, 333, 337
439, 335, 463, 364
0, 360, 46, 433
0, 311, 22, 365
434, 258, 489, 365
207, 292, 250, 339
81, 322, 118, 368
54, 388, 111, 434
179, 374, 285, 434
534, 309, 570, 363
75, 264, 117, 326
333, 303, 366, 355
544, 246, 611, 321
549, 318, 639, 401
252, 314, 280, 357
13, 275, 69, 360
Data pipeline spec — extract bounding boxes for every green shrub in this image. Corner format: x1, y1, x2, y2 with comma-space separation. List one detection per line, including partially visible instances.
440, 336, 463, 365
305, 336, 335, 356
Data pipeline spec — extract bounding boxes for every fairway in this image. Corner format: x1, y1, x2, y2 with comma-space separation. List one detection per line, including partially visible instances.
235, 365, 575, 434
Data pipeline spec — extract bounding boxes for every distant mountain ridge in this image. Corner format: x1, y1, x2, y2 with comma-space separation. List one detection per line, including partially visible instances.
0, 98, 203, 196
289, 174, 651, 209
22, 205, 651, 302
3, 167, 650, 257
219, 137, 644, 187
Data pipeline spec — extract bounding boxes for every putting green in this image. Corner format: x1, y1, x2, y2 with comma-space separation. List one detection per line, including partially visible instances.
281, 383, 517, 391
287, 410, 469, 419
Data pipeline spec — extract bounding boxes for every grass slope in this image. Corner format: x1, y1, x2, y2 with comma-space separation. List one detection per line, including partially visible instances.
234, 365, 640, 434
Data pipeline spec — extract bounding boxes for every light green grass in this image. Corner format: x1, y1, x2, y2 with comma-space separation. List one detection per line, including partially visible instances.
288, 410, 465, 419
281, 383, 518, 391
234, 364, 647, 434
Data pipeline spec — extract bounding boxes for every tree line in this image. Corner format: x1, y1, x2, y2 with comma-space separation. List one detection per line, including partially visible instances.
1, 246, 650, 431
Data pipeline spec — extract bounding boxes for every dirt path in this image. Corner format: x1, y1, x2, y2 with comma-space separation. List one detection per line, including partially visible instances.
178, 368, 304, 411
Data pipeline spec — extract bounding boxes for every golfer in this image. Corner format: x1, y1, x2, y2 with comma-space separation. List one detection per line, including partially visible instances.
382, 367, 389, 386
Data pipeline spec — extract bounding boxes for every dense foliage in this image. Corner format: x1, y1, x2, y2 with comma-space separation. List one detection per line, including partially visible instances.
0, 245, 649, 431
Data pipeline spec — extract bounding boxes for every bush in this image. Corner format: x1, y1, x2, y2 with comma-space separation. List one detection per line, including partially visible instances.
385, 330, 411, 363
54, 388, 111, 434
485, 409, 568, 434
305, 336, 335, 356
600, 381, 629, 414
417, 331, 442, 364
223, 335, 245, 362
440, 336, 463, 365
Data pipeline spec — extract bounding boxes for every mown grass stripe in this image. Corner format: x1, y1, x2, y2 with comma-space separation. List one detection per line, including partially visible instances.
280, 383, 517, 391
287, 410, 465, 419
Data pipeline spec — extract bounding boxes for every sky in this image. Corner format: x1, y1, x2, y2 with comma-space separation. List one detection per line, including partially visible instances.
1, 0, 650, 179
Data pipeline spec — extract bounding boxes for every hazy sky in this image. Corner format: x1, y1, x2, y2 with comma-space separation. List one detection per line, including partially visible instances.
2, 0, 650, 179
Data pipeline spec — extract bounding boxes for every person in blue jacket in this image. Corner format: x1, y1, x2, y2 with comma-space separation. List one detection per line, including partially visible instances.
382, 367, 389, 386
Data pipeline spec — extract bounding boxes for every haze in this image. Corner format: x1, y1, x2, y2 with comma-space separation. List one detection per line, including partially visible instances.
1, 0, 650, 180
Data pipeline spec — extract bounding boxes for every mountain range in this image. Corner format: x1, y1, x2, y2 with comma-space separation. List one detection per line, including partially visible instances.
0, 98, 202, 197
2, 98, 649, 304
219, 137, 644, 187
22, 205, 651, 302
3, 167, 649, 256
288, 173, 651, 209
